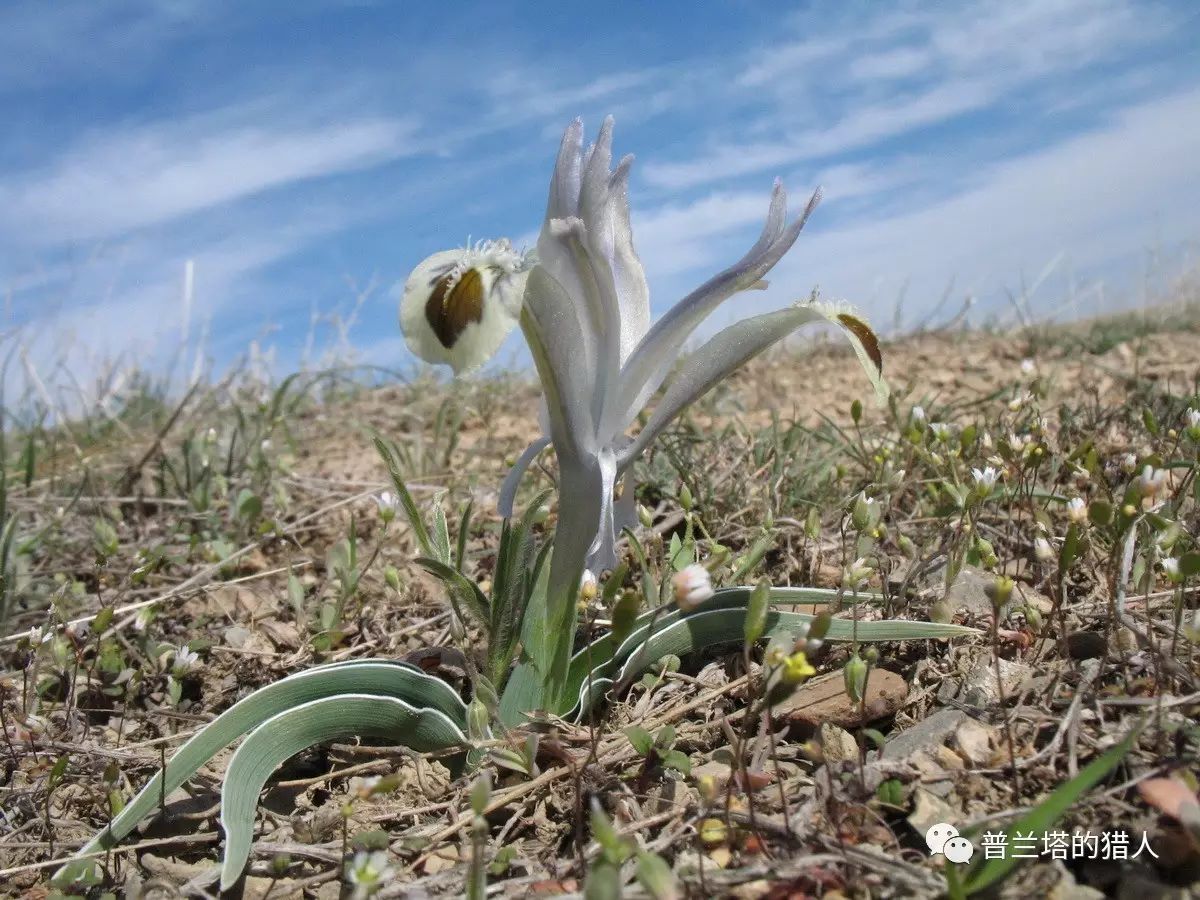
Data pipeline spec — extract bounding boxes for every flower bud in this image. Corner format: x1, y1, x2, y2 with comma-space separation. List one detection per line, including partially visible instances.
851, 492, 873, 531
1162, 557, 1183, 584
579, 569, 599, 603
467, 698, 490, 743
679, 483, 694, 511
384, 565, 401, 592
672, 564, 714, 611
744, 578, 770, 646
844, 652, 868, 703
985, 575, 1014, 610
470, 771, 492, 817
1065, 497, 1087, 524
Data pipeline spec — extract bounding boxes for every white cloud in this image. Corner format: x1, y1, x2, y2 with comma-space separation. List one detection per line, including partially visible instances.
645, 0, 1172, 192
739, 86, 1200, 328
632, 161, 913, 281
0, 115, 417, 244
848, 47, 931, 82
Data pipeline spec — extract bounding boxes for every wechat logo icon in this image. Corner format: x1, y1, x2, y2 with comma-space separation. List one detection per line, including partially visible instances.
927, 823, 975, 864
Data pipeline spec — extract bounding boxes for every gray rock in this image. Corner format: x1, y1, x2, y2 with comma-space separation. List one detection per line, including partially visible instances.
879, 708, 969, 760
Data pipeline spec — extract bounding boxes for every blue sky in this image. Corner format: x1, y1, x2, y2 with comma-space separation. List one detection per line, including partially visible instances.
3, 0, 1200, 390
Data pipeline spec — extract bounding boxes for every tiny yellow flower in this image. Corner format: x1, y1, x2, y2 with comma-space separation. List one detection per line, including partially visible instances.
781, 651, 816, 685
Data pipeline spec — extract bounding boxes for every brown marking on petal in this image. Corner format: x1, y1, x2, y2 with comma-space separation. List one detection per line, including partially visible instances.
425, 268, 484, 348
837, 313, 883, 374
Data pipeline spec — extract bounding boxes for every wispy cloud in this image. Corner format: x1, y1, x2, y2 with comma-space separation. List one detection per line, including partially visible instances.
744, 85, 1200, 330
645, 0, 1175, 191
0, 114, 418, 244
0, 0, 1196, 385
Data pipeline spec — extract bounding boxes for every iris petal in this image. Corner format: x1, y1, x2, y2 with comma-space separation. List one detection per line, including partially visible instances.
601, 186, 822, 438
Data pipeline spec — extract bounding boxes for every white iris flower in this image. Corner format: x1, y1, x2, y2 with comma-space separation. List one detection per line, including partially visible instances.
400, 239, 531, 374
400, 117, 886, 697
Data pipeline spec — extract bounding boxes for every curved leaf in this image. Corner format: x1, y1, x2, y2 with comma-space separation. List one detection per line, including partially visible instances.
560, 587, 856, 715
65, 660, 466, 873
220, 694, 467, 890
566, 592, 976, 718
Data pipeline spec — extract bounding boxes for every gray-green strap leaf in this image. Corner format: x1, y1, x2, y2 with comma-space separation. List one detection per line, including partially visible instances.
64, 660, 466, 874
219, 694, 467, 890
569, 599, 976, 718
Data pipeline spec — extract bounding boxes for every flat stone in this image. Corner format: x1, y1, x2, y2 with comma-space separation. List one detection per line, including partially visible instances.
775, 669, 908, 730
223, 625, 253, 648
941, 565, 1003, 617
952, 718, 996, 766
881, 709, 969, 760
819, 723, 860, 766
940, 656, 1031, 707
908, 787, 960, 836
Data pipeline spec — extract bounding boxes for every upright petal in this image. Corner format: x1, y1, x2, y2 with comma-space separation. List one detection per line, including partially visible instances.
607, 155, 651, 361
546, 120, 584, 222
520, 266, 598, 462
602, 186, 821, 438
579, 121, 649, 362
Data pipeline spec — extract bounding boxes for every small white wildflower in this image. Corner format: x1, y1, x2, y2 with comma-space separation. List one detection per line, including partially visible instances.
1162, 557, 1182, 583
1020, 358, 1035, 374
911, 405, 926, 423
971, 466, 999, 488
672, 564, 714, 611
1033, 536, 1055, 562
1007, 391, 1032, 412
134, 608, 154, 632
260, 439, 272, 451
28, 626, 52, 646
1120, 453, 1138, 474
929, 422, 953, 441
1065, 497, 1087, 523
1136, 465, 1169, 509
172, 645, 200, 675
1008, 433, 1030, 454
842, 557, 874, 590
374, 491, 399, 523
346, 850, 394, 899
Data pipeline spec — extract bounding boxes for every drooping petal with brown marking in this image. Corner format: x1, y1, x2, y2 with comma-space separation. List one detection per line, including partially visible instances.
399, 243, 528, 374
